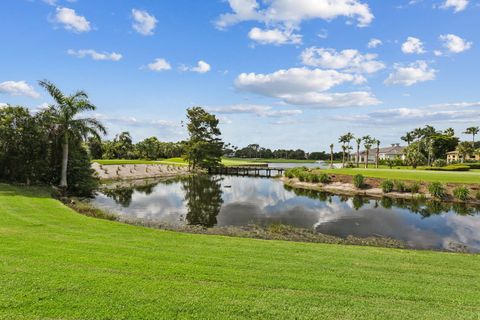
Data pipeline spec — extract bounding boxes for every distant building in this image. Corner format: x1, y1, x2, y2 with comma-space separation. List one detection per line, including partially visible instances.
351, 144, 405, 163
446, 151, 480, 163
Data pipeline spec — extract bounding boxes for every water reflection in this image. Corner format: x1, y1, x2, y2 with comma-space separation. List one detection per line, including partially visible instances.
92, 175, 480, 252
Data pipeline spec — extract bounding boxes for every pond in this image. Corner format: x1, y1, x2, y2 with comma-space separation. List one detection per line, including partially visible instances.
91, 175, 480, 252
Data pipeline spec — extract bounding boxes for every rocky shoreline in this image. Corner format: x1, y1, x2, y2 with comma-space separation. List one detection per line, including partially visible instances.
92, 163, 191, 180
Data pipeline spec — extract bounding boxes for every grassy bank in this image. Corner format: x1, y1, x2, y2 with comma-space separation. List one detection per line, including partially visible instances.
318, 167, 480, 184
1, 184, 480, 319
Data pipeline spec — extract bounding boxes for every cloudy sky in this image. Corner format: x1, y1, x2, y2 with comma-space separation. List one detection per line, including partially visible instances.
1, 0, 479, 151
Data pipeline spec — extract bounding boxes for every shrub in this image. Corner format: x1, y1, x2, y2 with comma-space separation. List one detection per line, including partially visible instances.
319, 173, 331, 184
298, 172, 307, 182
285, 170, 295, 179
308, 173, 320, 183
409, 182, 421, 194
424, 165, 470, 172
476, 191, 480, 201
453, 186, 470, 201
353, 174, 364, 189
428, 182, 445, 199
393, 180, 406, 192
433, 159, 447, 167
380, 180, 394, 193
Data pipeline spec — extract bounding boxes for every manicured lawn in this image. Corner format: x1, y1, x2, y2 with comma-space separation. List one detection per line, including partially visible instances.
317, 167, 480, 184
1, 184, 480, 319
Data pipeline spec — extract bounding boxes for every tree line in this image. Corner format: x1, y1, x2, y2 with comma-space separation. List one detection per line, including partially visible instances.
227, 144, 343, 161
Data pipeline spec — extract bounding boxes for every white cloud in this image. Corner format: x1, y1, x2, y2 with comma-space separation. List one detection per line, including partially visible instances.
248, 27, 302, 45
54, 7, 91, 33
235, 67, 379, 108
441, 0, 469, 12
0, 81, 40, 98
385, 61, 436, 86
147, 58, 172, 72
67, 49, 122, 61
336, 102, 480, 125
189, 60, 211, 73
300, 47, 385, 74
367, 38, 382, 48
132, 9, 157, 36
440, 34, 472, 53
43, 0, 57, 5
401, 37, 425, 54
216, 0, 374, 29
208, 104, 302, 117
0, 103, 7, 109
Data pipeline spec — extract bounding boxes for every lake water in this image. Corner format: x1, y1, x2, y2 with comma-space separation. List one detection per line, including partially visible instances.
92, 175, 480, 252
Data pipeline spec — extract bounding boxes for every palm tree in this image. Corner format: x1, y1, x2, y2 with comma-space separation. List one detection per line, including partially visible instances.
444, 128, 455, 137
401, 132, 414, 145
355, 137, 362, 168
362, 135, 374, 168
464, 127, 479, 147
375, 139, 380, 168
39, 80, 106, 188
329, 144, 334, 169
339, 132, 354, 167
456, 141, 474, 163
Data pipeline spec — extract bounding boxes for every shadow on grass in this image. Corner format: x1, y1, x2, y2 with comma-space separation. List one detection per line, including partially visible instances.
0, 183, 51, 199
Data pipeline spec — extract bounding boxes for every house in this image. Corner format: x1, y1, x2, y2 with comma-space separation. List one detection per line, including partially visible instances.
446, 150, 480, 163
351, 144, 406, 164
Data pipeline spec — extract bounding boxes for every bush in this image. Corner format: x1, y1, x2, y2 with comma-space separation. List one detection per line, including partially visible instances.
453, 186, 470, 201
409, 182, 421, 194
353, 174, 364, 189
393, 180, 406, 192
319, 173, 331, 184
463, 163, 480, 169
380, 180, 394, 193
428, 182, 445, 199
433, 159, 447, 167
476, 191, 480, 201
424, 165, 470, 172
308, 173, 320, 183
298, 172, 307, 182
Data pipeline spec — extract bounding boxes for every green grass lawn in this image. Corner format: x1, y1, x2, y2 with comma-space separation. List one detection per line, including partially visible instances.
317, 167, 480, 184
1, 184, 480, 319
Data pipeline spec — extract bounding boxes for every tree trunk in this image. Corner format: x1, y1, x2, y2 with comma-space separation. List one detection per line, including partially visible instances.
365, 150, 369, 168
356, 147, 360, 168
376, 147, 379, 168
342, 150, 345, 168
330, 148, 334, 169
60, 134, 69, 188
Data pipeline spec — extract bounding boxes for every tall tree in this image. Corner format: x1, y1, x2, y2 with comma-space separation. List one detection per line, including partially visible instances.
375, 139, 381, 169
464, 127, 479, 147
444, 128, 455, 137
456, 141, 474, 163
329, 144, 334, 169
401, 132, 414, 145
39, 80, 106, 188
362, 135, 374, 168
184, 107, 223, 169
339, 133, 354, 167
355, 137, 362, 168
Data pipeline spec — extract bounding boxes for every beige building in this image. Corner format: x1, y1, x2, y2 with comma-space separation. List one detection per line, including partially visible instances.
447, 151, 480, 163
351, 144, 405, 164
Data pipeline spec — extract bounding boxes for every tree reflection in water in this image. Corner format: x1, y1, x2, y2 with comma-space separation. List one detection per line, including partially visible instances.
181, 175, 224, 228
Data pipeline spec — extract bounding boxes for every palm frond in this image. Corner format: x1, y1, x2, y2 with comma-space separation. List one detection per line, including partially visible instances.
38, 80, 65, 105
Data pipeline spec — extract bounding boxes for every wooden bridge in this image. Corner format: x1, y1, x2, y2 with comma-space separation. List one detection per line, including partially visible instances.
208, 166, 285, 177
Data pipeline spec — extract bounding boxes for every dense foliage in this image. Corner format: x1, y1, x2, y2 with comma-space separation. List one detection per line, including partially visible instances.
0, 105, 99, 196
184, 107, 224, 169
230, 144, 342, 161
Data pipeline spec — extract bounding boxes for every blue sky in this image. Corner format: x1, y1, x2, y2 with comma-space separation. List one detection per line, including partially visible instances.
0, 0, 479, 151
